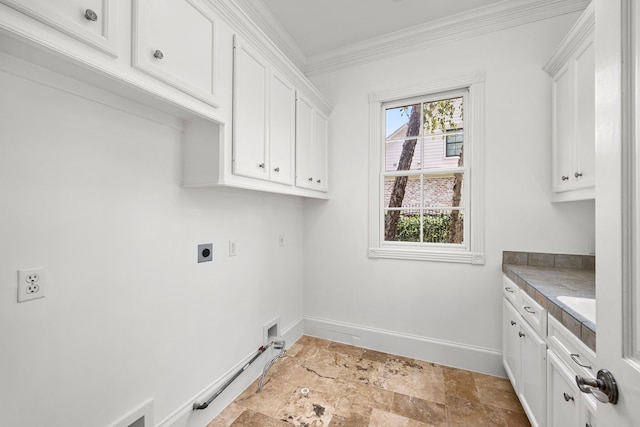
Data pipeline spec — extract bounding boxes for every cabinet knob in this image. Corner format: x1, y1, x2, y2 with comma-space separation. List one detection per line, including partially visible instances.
258, 163, 265, 169
84, 9, 98, 21
510, 320, 516, 326
563, 392, 574, 402
153, 50, 164, 60
316, 179, 321, 184
562, 175, 569, 181
308, 177, 313, 181
575, 172, 583, 178
518, 332, 525, 338
274, 167, 280, 172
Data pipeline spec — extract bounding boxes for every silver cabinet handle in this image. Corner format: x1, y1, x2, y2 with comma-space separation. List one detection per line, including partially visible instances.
274, 167, 280, 172
153, 50, 164, 60
570, 353, 592, 370
258, 163, 265, 169
504, 287, 514, 293
563, 392, 574, 402
562, 176, 569, 181
523, 306, 536, 314
510, 320, 516, 326
84, 9, 98, 21
308, 177, 313, 181
518, 332, 525, 338
575, 172, 583, 178
316, 179, 321, 184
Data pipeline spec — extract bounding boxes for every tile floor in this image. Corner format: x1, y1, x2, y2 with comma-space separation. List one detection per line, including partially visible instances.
207, 336, 531, 427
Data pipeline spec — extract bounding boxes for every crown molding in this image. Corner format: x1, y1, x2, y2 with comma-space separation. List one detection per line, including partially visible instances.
543, 0, 594, 76
230, 0, 307, 70
304, 0, 590, 75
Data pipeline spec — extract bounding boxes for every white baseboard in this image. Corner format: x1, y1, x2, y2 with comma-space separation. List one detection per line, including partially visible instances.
303, 316, 505, 378
158, 316, 304, 427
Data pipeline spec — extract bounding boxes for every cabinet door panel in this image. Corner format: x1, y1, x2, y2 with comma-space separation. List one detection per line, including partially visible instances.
503, 299, 521, 391
1, 0, 118, 55
233, 38, 268, 180
552, 65, 573, 192
547, 350, 580, 427
296, 94, 314, 189
133, 0, 217, 106
520, 319, 547, 427
269, 72, 295, 185
314, 110, 328, 191
574, 40, 595, 189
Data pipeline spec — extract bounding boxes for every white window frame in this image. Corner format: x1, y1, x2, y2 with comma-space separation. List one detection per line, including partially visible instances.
368, 73, 486, 264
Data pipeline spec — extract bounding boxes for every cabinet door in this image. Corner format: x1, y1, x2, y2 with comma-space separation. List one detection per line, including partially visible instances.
269, 71, 295, 185
547, 350, 580, 427
1, 0, 118, 55
232, 36, 268, 180
133, 0, 218, 107
552, 64, 573, 193
573, 39, 595, 190
519, 319, 547, 427
503, 298, 521, 391
313, 109, 329, 191
296, 94, 315, 190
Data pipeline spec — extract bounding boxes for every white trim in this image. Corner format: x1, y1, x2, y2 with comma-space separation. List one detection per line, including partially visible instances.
369, 73, 486, 264
305, 0, 589, 75
303, 316, 505, 378
157, 316, 304, 427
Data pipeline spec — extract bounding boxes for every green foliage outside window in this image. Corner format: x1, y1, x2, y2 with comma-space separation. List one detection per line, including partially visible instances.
394, 213, 459, 243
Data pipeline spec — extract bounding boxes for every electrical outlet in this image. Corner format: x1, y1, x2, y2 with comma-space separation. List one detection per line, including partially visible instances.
229, 240, 237, 257
17, 267, 45, 302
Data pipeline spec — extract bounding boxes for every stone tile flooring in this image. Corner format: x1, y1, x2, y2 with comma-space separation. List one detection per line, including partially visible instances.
207, 336, 531, 427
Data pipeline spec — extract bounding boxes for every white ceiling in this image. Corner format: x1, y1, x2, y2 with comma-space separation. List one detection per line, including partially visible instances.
258, 0, 504, 57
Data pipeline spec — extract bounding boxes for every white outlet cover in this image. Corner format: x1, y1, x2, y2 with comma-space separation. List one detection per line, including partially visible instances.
17, 267, 46, 302
229, 240, 237, 257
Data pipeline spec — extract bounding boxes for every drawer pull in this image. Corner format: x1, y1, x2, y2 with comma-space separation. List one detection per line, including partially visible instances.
563, 392, 574, 402
153, 49, 164, 60
570, 353, 593, 370
504, 287, 514, 293
523, 306, 536, 314
518, 332, 525, 338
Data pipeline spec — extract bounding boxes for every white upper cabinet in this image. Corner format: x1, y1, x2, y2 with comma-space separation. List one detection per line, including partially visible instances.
296, 92, 329, 192
544, 2, 594, 202
132, 0, 220, 107
232, 36, 295, 185
0, 0, 118, 56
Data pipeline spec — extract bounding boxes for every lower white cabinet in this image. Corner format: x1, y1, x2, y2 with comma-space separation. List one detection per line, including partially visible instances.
502, 296, 547, 427
502, 274, 598, 427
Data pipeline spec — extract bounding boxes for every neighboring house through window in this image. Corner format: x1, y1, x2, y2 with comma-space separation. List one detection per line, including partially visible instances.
368, 73, 486, 264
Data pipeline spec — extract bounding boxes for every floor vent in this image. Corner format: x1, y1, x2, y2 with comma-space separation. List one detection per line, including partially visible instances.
108, 399, 154, 427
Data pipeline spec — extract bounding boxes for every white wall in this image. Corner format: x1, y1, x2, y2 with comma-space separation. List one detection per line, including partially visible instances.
0, 65, 304, 427
304, 13, 596, 374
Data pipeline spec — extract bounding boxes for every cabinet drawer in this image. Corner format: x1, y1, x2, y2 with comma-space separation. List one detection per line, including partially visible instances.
518, 289, 547, 337
503, 275, 520, 307
548, 314, 596, 379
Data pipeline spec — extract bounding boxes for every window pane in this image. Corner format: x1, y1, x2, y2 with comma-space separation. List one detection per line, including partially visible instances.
423, 173, 464, 208
384, 175, 421, 208
384, 210, 421, 242
423, 210, 464, 244
422, 96, 464, 170
385, 105, 422, 172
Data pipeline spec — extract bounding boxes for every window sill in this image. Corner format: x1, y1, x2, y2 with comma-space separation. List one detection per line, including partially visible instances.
368, 247, 485, 264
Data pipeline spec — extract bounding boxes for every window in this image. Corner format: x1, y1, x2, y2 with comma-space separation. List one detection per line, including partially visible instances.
368, 73, 485, 263
445, 130, 464, 157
